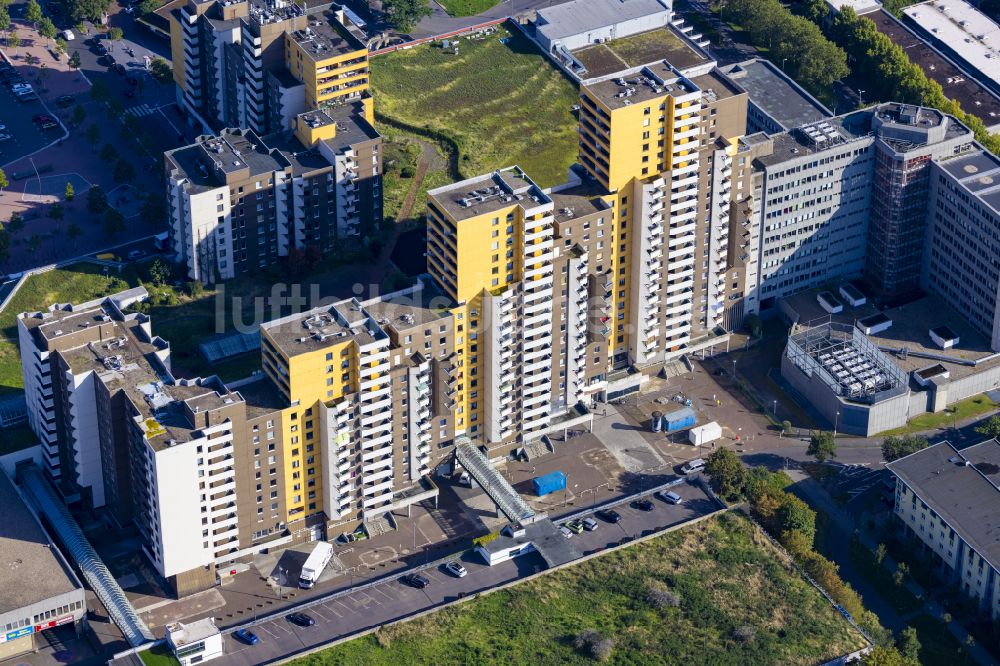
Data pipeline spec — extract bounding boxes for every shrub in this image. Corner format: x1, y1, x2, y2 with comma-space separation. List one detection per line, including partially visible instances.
646, 581, 681, 609
732, 625, 755, 644
472, 532, 499, 547
575, 629, 614, 661
400, 166, 416, 178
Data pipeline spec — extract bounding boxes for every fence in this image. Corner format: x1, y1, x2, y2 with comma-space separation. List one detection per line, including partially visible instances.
369, 18, 508, 57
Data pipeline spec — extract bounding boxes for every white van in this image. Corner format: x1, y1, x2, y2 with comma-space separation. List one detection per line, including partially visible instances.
681, 458, 706, 475
61, 29, 75, 41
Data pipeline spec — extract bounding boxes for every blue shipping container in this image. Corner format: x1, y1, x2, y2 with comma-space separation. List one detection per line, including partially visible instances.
532, 471, 567, 496
662, 407, 696, 432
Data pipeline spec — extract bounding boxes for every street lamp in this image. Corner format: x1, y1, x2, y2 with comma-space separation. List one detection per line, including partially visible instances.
731, 358, 737, 378
858, 89, 866, 108
772, 399, 777, 416
834, 411, 841, 437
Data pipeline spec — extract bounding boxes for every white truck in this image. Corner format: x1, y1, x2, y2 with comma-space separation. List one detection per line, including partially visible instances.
298, 541, 334, 589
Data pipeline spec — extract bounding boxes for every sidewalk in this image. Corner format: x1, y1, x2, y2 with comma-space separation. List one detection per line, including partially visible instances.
787, 469, 997, 666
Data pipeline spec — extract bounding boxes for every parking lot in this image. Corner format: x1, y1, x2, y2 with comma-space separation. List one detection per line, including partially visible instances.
0, 56, 65, 167
211, 481, 717, 666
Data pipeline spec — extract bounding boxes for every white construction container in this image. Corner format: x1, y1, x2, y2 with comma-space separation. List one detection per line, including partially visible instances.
688, 421, 722, 446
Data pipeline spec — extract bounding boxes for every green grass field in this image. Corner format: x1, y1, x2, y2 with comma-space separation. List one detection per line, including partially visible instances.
291, 513, 867, 666
371, 25, 580, 221
0, 264, 140, 397
435, 0, 497, 17
879, 394, 998, 436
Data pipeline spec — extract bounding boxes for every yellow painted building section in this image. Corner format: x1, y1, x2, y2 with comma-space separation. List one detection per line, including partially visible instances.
285, 36, 369, 112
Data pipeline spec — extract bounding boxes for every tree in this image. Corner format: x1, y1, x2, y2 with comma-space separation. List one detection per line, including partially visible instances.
90, 79, 110, 104
99, 143, 119, 163
113, 159, 135, 183
882, 434, 929, 462
71, 104, 86, 127
67, 222, 81, 239
68, 50, 81, 69
0, 9, 10, 36
140, 195, 166, 224
897, 626, 921, 663
25, 0, 41, 26
49, 202, 64, 221
0, 225, 8, 263
84, 125, 101, 150
705, 448, 746, 500
147, 258, 170, 285
7, 211, 24, 234
8, 28, 19, 52
87, 185, 107, 214
137, 0, 160, 14
875, 542, 887, 565
55, 36, 67, 54
108, 26, 123, 48
381, 0, 431, 33
975, 415, 1000, 440
71, 0, 113, 22
0, 167, 7, 192
149, 56, 171, 85
777, 493, 816, 543
745, 312, 762, 338
862, 645, 912, 666
808, 431, 837, 462
39, 17, 57, 42
102, 207, 125, 236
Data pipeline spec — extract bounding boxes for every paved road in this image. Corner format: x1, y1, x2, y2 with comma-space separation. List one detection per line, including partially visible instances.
206, 482, 717, 665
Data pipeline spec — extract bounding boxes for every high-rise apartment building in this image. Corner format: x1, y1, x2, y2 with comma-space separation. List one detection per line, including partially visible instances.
169, 0, 371, 134
165, 103, 382, 283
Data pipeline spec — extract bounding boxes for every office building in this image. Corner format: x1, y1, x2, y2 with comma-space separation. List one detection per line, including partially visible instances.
0, 472, 87, 661
169, 0, 371, 135
165, 104, 382, 283
886, 439, 1000, 620
924, 148, 1000, 352
749, 103, 973, 309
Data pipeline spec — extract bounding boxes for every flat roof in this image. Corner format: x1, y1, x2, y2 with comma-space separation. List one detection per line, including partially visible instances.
584, 61, 699, 111
572, 26, 709, 79
719, 58, 833, 130
0, 472, 81, 614
550, 181, 612, 224
783, 290, 1000, 383
428, 167, 551, 222
290, 8, 366, 59
361, 282, 456, 332
537, 0, 669, 42
166, 129, 290, 193
826, 0, 880, 15
755, 110, 875, 167
261, 298, 386, 358
868, 10, 1000, 127
938, 148, 1000, 213
887, 439, 1000, 569
904, 0, 1000, 90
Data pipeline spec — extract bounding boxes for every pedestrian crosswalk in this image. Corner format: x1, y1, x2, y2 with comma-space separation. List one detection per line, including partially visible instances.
124, 104, 158, 118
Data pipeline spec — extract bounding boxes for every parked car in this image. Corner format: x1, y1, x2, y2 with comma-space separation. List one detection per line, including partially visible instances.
558, 525, 573, 538
680, 458, 706, 475
113, 63, 126, 75
55, 94, 75, 107
33, 115, 58, 129
444, 561, 467, 578
96, 43, 108, 55
596, 509, 622, 523
631, 498, 655, 512
655, 490, 683, 505
565, 519, 585, 534
233, 629, 259, 645
582, 517, 599, 531
128, 249, 146, 261
286, 613, 315, 627
401, 573, 430, 589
